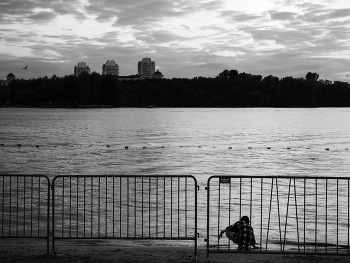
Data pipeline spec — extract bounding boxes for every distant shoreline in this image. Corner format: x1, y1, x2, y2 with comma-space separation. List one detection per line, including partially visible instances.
0, 104, 114, 108
1, 105, 350, 109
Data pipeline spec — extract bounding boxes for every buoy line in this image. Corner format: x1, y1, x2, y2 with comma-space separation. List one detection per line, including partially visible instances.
1, 144, 349, 151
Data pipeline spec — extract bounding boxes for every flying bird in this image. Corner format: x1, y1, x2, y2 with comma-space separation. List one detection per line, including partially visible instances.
23, 65, 28, 69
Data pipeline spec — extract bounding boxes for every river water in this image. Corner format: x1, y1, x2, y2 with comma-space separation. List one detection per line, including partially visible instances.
1, 107, 350, 249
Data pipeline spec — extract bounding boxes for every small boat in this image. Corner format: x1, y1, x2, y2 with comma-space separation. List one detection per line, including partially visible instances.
147, 105, 156, 108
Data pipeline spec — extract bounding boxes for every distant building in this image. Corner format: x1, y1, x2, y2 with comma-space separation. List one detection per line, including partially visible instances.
319, 79, 332, 85
74, 62, 90, 76
152, 70, 164, 79
334, 81, 350, 87
102, 60, 119, 75
0, 73, 15, 87
138, 57, 155, 78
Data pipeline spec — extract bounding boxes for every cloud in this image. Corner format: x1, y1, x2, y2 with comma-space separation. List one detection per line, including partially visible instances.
231, 13, 265, 22
27, 11, 57, 21
1, 0, 350, 81
329, 8, 350, 19
134, 30, 188, 44
0, 0, 88, 24
270, 11, 297, 20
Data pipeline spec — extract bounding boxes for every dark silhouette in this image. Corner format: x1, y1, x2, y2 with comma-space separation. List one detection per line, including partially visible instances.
219, 216, 258, 250
23, 65, 28, 69
1, 70, 349, 107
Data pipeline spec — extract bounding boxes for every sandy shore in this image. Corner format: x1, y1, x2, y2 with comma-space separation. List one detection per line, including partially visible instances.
0, 238, 349, 263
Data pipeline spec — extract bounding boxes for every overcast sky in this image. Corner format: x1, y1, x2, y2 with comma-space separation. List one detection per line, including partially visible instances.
1, 0, 350, 81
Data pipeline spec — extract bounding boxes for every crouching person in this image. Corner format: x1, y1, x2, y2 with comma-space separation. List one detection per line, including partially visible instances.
219, 216, 258, 250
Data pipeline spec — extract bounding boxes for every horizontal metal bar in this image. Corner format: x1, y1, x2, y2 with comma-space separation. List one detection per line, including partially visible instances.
208, 175, 350, 180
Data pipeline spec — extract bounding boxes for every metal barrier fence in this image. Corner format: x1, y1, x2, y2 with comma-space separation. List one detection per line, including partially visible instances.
206, 176, 350, 261
51, 175, 198, 257
0, 175, 50, 254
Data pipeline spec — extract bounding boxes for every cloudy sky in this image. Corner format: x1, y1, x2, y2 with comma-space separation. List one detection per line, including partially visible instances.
1, 0, 350, 81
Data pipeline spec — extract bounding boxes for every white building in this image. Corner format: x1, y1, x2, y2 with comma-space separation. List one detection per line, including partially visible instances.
74, 62, 90, 76
152, 70, 164, 79
0, 73, 15, 87
102, 60, 119, 75
138, 57, 155, 78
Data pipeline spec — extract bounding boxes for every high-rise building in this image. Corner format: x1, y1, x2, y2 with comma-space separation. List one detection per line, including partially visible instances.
74, 62, 90, 76
138, 57, 155, 78
102, 60, 119, 75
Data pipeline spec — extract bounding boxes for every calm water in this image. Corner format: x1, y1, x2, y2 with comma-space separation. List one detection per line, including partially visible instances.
1, 107, 349, 179
1, 107, 350, 249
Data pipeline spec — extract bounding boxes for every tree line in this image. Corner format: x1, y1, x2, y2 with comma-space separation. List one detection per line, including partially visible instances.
1, 70, 350, 107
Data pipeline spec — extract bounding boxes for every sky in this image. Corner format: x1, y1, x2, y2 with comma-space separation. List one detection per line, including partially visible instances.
1, 0, 350, 81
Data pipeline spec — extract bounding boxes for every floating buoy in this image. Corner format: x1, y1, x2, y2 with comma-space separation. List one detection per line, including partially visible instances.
125, 146, 128, 149
36, 145, 39, 148
107, 145, 110, 147
287, 147, 291, 150
71, 146, 74, 147
0, 144, 4, 146
198, 146, 201, 148
326, 148, 329, 151
17, 144, 21, 147
267, 147, 271, 149
229, 147, 232, 149
248, 147, 252, 149
307, 148, 310, 149
161, 146, 164, 148
143, 146, 146, 149
180, 146, 183, 147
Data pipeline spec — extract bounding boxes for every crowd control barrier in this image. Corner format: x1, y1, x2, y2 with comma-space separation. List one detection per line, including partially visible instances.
206, 176, 350, 261
2, 174, 350, 261
0, 175, 50, 254
51, 175, 198, 258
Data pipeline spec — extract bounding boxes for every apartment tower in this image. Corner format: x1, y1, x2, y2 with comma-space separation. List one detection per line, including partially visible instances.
102, 60, 119, 75
138, 57, 155, 78
74, 62, 90, 76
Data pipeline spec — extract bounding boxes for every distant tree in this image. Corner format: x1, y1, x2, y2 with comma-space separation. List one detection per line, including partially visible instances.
250, 74, 262, 82
62, 75, 81, 104
13, 89, 38, 105
89, 72, 101, 104
238, 72, 252, 80
305, 72, 319, 81
3, 68, 350, 108
0, 88, 10, 103
216, 69, 230, 78
229, 69, 239, 79
216, 69, 239, 79
263, 75, 279, 86
100, 74, 119, 106
78, 72, 90, 104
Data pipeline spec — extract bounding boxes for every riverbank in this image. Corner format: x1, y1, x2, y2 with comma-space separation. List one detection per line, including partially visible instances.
0, 238, 349, 263
0, 104, 114, 108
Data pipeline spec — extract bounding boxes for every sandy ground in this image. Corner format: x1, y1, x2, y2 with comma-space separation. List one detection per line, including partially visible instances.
0, 238, 349, 263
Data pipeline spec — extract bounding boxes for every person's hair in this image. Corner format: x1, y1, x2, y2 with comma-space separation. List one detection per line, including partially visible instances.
240, 216, 249, 224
